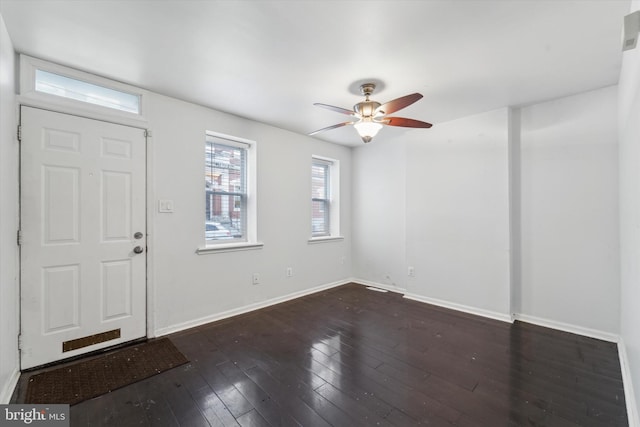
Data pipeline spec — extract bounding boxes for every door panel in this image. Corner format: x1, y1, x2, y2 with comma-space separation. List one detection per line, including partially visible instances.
101, 259, 132, 320
20, 106, 147, 369
43, 264, 80, 332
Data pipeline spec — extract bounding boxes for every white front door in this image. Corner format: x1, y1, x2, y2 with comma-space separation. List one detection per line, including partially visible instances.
20, 106, 147, 369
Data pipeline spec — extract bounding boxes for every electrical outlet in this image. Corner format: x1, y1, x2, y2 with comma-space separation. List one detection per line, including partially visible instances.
286, 267, 293, 277
252, 273, 260, 285
408, 266, 415, 277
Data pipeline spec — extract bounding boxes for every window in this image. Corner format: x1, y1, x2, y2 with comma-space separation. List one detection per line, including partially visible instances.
312, 159, 331, 237
311, 156, 340, 240
34, 69, 141, 114
20, 55, 146, 123
205, 134, 250, 243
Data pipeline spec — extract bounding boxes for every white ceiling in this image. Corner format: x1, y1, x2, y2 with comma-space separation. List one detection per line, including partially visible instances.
0, 0, 631, 146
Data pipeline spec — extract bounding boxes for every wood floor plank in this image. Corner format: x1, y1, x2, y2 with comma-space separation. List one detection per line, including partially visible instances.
314, 382, 397, 426
297, 388, 364, 427
216, 360, 300, 426
243, 365, 334, 427
235, 409, 273, 427
189, 385, 239, 427
198, 363, 255, 419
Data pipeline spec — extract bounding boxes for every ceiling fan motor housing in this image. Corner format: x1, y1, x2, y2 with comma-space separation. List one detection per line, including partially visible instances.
354, 100, 381, 117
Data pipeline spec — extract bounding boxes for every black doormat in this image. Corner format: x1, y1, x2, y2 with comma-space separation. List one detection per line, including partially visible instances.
25, 338, 188, 405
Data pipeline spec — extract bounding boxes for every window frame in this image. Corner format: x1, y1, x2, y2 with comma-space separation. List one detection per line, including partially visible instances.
311, 158, 331, 237
198, 131, 261, 254
310, 156, 342, 243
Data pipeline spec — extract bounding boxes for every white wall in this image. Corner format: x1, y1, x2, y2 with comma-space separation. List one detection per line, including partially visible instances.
405, 108, 511, 318
353, 90, 620, 336
619, 0, 640, 423
146, 93, 352, 334
351, 109, 512, 318
0, 13, 19, 403
519, 86, 620, 336
352, 138, 407, 290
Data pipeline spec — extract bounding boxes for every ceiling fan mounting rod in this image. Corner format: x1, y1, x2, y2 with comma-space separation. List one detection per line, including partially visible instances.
360, 83, 376, 99
355, 83, 381, 117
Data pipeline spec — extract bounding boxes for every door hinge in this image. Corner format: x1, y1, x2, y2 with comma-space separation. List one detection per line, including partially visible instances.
18, 334, 22, 350
17, 229, 22, 246
17, 125, 21, 142
144, 129, 152, 138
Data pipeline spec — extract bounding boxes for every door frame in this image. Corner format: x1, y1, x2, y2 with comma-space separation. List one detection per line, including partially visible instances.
17, 102, 157, 369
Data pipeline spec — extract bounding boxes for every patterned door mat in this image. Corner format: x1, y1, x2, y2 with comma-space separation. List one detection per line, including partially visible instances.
25, 338, 188, 405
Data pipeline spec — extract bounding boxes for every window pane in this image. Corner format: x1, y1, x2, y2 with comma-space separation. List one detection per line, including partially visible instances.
312, 163, 328, 199
312, 161, 330, 236
205, 194, 245, 240
312, 200, 329, 236
35, 69, 140, 114
205, 140, 247, 242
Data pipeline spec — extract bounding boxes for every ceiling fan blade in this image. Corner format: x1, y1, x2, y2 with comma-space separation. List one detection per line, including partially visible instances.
308, 121, 355, 136
383, 117, 433, 128
313, 103, 356, 116
376, 93, 423, 115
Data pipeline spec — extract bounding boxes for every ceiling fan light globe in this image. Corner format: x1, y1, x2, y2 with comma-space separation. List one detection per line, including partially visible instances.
354, 121, 383, 142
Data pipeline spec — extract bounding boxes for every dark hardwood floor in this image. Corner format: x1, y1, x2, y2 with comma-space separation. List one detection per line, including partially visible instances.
14, 283, 628, 426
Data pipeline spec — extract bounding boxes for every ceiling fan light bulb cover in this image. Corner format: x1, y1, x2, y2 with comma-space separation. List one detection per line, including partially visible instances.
354, 121, 383, 140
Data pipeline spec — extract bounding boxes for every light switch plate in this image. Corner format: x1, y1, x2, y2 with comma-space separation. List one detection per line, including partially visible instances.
158, 199, 174, 213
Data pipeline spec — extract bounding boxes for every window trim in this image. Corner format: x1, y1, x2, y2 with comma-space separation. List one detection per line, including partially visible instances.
200, 131, 260, 253
196, 241, 264, 254
205, 137, 248, 244
309, 155, 342, 242
311, 159, 331, 237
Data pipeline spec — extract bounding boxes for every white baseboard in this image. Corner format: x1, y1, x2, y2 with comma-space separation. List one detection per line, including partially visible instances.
0, 368, 20, 404
618, 339, 640, 427
513, 313, 619, 343
402, 292, 513, 324
154, 279, 351, 337
353, 280, 618, 342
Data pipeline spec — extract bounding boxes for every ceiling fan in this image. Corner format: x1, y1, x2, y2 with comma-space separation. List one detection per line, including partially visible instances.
309, 83, 433, 143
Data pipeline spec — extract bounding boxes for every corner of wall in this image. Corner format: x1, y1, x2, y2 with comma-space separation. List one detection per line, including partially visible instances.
0, 370, 19, 404
508, 107, 522, 318
619, 2, 640, 424
619, 339, 640, 426
0, 12, 21, 404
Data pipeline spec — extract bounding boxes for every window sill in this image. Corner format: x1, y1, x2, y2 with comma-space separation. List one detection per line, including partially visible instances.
308, 236, 345, 244
196, 242, 264, 255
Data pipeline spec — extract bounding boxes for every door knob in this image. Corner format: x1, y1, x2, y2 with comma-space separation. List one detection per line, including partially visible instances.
134, 232, 144, 239
133, 246, 144, 254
